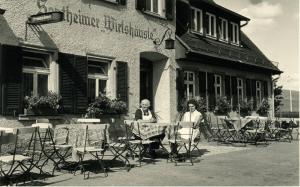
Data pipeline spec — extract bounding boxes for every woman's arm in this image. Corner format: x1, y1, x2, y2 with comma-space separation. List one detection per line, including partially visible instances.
150, 110, 157, 123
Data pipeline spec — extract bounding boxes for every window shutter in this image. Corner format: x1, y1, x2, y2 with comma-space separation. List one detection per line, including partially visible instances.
263, 81, 268, 98
165, 0, 174, 20
136, 0, 146, 10
251, 79, 257, 109
225, 75, 231, 99
117, 0, 126, 5
74, 55, 88, 114
59, 53, 75, 114
198, 71, 206, 98
2, 45, 22, 115
117, 61, 128, 105
228, 22, 232, 42
203, 12, 209, 36
207, 73, 215, 111
231, 76, 238, 109
176, 69, 185, 111
246, 79, 251, 101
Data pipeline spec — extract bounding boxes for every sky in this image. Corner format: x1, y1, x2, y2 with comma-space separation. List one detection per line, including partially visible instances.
214, 0, 299, 91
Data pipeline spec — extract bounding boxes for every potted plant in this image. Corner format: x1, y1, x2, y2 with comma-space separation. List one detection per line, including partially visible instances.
256, 98, 270, 116
24, 92, 62, 115
239, 100, 253, 117
214, 96, 231, 116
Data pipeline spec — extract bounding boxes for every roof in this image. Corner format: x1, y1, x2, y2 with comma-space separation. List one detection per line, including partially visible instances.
177, 31, 282, 75
188, 0, 250, 21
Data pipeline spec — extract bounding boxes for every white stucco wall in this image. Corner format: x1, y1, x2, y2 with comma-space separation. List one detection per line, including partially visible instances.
0, 0, 176, 121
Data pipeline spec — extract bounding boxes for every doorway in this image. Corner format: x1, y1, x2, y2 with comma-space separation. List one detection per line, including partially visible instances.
140, 58, 153, 107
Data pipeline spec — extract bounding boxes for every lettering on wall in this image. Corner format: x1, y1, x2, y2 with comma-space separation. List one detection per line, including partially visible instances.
43, 6, 156, 40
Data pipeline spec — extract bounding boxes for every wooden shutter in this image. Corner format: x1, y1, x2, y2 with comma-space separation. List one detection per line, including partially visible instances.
207, 73, 215, 111
59, 53, 75, 114
231, 76, 238, 109
263, 81, 268, 98
203, 12, 209, 36
74, 55, 88, 114
246, 79, 251, 101
2, 45, 22, 115
228, 22, 232, 43
198, 71, 206, 98
136, 0, 146, 10
225, 75, 231, 99
117, 0, 126, 5
116, 61, 128, 105
165, 0, 174, 20
251, 79, 257, 109
176, 69, 185, 111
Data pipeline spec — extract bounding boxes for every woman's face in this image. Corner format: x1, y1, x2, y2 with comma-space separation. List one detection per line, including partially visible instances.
141, 101, 150, 110
188, 104, 196, 112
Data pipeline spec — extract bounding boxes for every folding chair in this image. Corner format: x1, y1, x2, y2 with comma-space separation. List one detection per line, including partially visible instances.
125, 120, 155, 167
73, 124, 108, 179
51, 125, 73, 174
221, 118, 247, 145
0, 127, 40, 185
168, 122, 196, 166
245, 119, 268, 145
105, 121, 131, 172
206, 114, 226, 143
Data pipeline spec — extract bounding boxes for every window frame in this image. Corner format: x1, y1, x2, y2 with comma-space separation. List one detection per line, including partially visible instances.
230, 22, 240, 45
87, 58, 110, 101
206, 12, 217, 39
191, 7, 203, 34
22, 52, 50, 97
219, 17, 228, 42
214, 74, 222, 99
256, 81, 262, 106
237, 78, 243, 102
144, 0, 166, 18
184, 71, 195, 100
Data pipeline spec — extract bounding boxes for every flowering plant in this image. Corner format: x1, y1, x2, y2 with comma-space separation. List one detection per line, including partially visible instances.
239, 100, 253, 117
256, 98, 270, 116
24, 92, 62, 115
214, 96, 231, 115
86, 94, 127, 117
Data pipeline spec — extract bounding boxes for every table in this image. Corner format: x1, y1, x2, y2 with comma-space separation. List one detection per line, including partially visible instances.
131, 122, 172, 140
0, 127, 14, 133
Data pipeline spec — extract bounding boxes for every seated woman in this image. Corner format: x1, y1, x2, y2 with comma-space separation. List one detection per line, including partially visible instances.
134, 99, 164, 158
171, 99, 203, 156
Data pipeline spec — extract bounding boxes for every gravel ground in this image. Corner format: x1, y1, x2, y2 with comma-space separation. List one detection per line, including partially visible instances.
11, 140, 299, 186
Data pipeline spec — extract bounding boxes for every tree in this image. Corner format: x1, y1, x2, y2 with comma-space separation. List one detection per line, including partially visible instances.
273, 76, 283, 112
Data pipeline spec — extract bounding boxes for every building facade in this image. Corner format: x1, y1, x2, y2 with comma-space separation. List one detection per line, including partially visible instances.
0, 0, 282, 122
0, 0, 176, 122
175, 0, 281, 117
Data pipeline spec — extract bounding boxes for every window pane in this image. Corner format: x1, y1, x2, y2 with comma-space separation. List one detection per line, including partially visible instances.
88, 79, 96, 103
188, 84, 194, 98
188, 73, 193, 81
211, 16, 215, 36
197, 11, 201, 31
191, 9, 195, 30
99, 79, 107, 95
88, 61, 107, 75
152, 0, 158, 13
146, 0, 151, 11
184, 72, 188, 81
23, 73, 33, 97
23, 57, 47, 68
184, 84, 188, 98
37, 74, 48, 96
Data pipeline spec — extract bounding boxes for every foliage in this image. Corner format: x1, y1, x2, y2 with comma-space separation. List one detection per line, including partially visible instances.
86, 93, 127, 117
214, 96, 231, 115
24, 92, 62, 114
239, 100, 253, 117
273, 76, 283, 112
256, 98, 270, 116
178, 96, 207, 114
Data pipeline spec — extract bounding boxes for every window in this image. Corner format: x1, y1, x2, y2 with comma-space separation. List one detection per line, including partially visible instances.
145, 0, 165, 17
237, 78, 243, 102
230, 22, 239, 45
219, 17, 228, 41
256, 81, 262, 106
22, 51, 50, 97
87, 59, 109, 103
191, 7, 203, 34
184, 71, 195, 100
214, 74, 222, 99
206, 13, 216, 38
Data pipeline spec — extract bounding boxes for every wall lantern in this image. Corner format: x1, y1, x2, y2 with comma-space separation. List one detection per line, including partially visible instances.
153, 27, 175, 50
27, 11, 64, 25
0, 9, 6, 15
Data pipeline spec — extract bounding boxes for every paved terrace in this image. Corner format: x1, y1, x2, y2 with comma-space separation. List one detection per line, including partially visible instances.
14, 140, 299, 186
